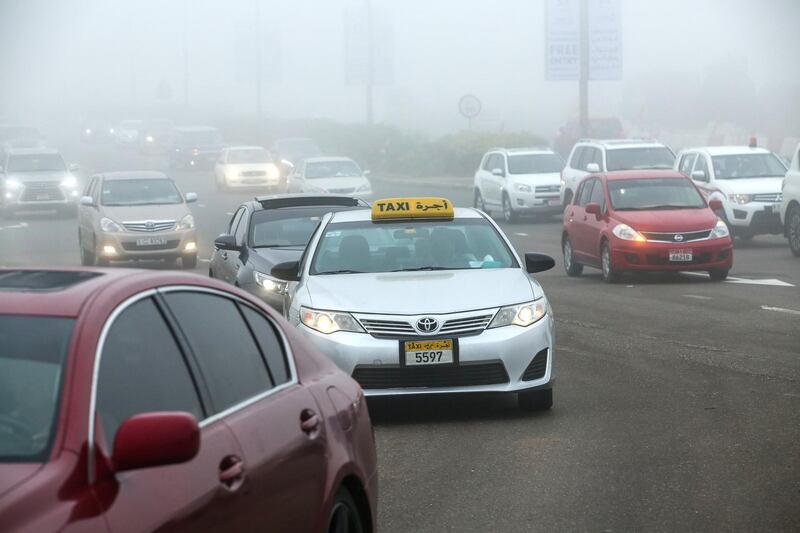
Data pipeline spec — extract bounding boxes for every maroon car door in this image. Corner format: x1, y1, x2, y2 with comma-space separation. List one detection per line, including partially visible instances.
92, 297, 248, 533
162, 291, 329, 532
582, 178, 609, 262
567, 178, 595, 261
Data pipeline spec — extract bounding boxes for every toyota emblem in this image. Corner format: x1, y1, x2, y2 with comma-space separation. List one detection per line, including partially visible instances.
145, 220, 155, 230
674, 234, 684, 242
416, 317, 439, 333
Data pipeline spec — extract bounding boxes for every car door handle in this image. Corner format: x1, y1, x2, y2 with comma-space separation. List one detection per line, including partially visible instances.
219, 455, 245, 490
300, 409, 320, 435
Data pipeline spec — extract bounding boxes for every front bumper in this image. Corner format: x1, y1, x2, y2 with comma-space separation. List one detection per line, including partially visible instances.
508, 190, 563, 214
225, 176, 282, 189
723, 201, 783, 234
610, 237, 733, 271
97, 229, 197, 261
3, 183, 80, 209
297, 312, 554, 396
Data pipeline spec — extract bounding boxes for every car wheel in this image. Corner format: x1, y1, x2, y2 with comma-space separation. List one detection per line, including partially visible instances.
518, 388, 553, 411
327, 487, 365, 533
787, 205, 800, 257
182, 254, 198, 269
474, 188, 490, 215
96, 256, 110, 267
502, 194, 519, 223
79, 232, 95, 266
709, 268, 729, 281
600, 241, 620, 283
562, 237, 583, 276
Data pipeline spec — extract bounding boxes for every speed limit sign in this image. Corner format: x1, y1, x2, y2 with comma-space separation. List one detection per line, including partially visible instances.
458, 94, 482, 119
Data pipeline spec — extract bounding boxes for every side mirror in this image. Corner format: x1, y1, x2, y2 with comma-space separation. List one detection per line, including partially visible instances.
80, 196, 95, 207
281, 159, 295, 169
112, 412, 199, 473
185, 192, 198, 203
491, 168, 505, 177
691, 170, 707, 182
585, 202, 602, 216
214, 234, 239, 251
68, 163, 80, 172
524, 253, 555, 274
708, 198, 723, 210
586, 163, 600, 173
271, 260, 300, 282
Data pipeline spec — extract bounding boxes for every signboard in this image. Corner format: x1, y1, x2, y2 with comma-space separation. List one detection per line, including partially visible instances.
458, 94, 482, 119
545, 0, 622, 81
344, 6, 394, 85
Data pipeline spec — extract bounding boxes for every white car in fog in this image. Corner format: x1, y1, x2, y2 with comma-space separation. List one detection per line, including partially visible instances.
214, 146, 282, 191
780, 143, 800, 256
114, 120, 143, 146
473, 147, 564, 223
287, 156, 372, 200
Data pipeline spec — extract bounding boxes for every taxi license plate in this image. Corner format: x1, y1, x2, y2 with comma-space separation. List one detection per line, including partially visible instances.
402, 339, 455, 366
136, 237, 167, 246
669, 249, 693, 262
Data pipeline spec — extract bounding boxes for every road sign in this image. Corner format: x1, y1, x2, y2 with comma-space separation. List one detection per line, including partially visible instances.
458, 94, 482, 119
588, 0, 622, 80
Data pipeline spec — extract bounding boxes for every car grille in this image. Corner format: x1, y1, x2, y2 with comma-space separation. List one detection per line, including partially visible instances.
19, 182, 65, 202
120, 239, 180, 251
357, 311, 496, 339
352, 361, 509, 389
329, 187, 355, 194
640, 230, 712, 243
753, 193, 781, 202
241, 170, 266, 177
122, 220, 176, 232
359, 319, 417, 337
535, 185, 560, 195
439, 314, 493, 335
521, 349, 548, 381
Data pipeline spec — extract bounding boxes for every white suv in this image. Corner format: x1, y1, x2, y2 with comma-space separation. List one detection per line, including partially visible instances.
781, 143, 800, 256
560, 139, 675, 206
675, 146, 787, 240
473, 147, 564, 223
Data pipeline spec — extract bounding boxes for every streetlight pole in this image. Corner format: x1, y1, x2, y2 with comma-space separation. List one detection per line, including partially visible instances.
183, 0, 189, 110
579, 0, 589, 137
365, 0, 374, 125
254, 0, 263, 119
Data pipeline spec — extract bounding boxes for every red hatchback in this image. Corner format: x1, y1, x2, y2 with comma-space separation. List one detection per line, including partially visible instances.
0, 269, 376, 533
562, 170, 733, 282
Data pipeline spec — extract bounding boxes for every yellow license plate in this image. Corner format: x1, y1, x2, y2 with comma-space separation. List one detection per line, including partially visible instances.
403, 339, 455, 366
404, 339, 453, 352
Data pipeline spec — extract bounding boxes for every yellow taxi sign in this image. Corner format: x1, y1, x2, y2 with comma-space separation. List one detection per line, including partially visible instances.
371, 197, 454, 220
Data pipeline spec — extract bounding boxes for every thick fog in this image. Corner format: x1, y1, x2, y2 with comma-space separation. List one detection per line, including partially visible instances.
1, 0, 799, 143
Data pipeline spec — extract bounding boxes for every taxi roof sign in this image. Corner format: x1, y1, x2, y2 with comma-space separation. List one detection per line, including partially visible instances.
371, 197, 454, 221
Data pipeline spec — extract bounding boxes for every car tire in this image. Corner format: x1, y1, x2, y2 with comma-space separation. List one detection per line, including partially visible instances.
96, 256, 110, 267
502, 194, 519, 223
786, 205, 800, 257
518, 388, 553, 411
474, 188, 490, 215
709, 268, 729, 281
600, 240, 621, 283
327, 487, 365, 533
562, 237, 583, 276
79, 232, 95, 266
182, 254, 198, 269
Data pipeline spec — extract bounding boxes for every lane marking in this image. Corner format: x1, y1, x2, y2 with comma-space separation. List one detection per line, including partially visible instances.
683, 294, 712, 300
761, 305, 800, 316
197, 203, 206, 208
199, 258, 211, 263
225, 212, 233, 216
514, 232, 528, 237
683, 271, 795, 287
0, 222, 29, 231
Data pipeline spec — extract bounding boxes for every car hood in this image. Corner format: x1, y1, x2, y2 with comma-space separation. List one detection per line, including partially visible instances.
99, 203, 190, 223
713, 177, 783, 195
509, 172, 561, 185
0, 464, 42, 499
612, 208, 718, 232
221, 163, 276, 173
251, 247, 304, 269
305, 268, 540, 314
304, 176, 369, 191
6, 171, 69, 183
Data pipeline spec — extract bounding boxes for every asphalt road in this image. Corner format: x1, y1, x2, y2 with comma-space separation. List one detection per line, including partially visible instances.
2, 143, 799, 531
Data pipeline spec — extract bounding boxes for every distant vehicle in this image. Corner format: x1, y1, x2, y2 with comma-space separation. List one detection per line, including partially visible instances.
78, 171, 198, 268
561, 139, 675, 206
271, 137, 323, 167
473, 147, 565, 223
169, 126, 225, 169
0, 125, 45, 156
0, 148, 80, 217
214, 146, 282, 191
113, 119, 143, 146
138, 119, 174, 154
0, 268, 377, 533
210, 194, 368, 311
554, 117, 625, 158
675, 145, 787, 240
780, 143, 800, 256
287, 156, 372, 200
561, 170, 733, 282
80, 121, 115, 143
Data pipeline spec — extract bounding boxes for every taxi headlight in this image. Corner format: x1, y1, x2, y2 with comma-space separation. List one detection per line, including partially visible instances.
515, 183, 532, 193
300, 306, 364, 334
100, 217, 123, 233
60, 175, 78, 188
177, 214, 195, 230
728, 193, 751, 204
488, 299, 547, 328
254, 271, 287, 294
4, 178, 22, 191
711, 218, 730, 239
612, 223, 646, 242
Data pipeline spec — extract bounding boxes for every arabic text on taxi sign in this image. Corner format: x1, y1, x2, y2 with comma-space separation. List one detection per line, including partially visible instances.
371, 197, 454, 220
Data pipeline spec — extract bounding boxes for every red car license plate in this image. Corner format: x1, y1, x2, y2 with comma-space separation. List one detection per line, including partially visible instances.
669, 249, 693, 262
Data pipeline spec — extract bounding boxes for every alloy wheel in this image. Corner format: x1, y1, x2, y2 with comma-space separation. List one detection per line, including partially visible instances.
790, 209, 800, 256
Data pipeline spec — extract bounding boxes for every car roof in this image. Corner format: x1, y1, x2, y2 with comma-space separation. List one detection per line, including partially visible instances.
226, 145, 267, 151
5, 147, 60, 156
329, 206, 483, 223
490, 147, 556, 155
682, 146, 773, 156
577, 139, 666, 149
174, 125, 218, 132
601, 170, 688, 181
303, 156, 355, 164
100, 171, 171, 181
250, 193, 367, 211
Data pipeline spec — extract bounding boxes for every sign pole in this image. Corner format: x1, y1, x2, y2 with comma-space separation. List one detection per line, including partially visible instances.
365, 0, 374, 125
579, 0, 589, 138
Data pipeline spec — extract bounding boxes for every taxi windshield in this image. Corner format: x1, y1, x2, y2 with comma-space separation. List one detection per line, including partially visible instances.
101, 179, 183, 206
310, 219, 518, 274
0, 315, 73, 463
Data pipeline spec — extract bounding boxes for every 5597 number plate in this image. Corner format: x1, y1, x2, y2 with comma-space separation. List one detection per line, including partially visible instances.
402, 339, 455, 366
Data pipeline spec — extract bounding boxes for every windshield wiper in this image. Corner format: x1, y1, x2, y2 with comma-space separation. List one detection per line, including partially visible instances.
391, 266, 449, 272
315, 269, 364, 275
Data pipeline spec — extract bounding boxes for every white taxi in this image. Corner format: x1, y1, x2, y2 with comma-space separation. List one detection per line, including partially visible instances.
270, 197, 556, 410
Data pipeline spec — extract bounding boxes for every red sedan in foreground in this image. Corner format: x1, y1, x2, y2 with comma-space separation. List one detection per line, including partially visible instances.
0, 268, 376, 533
562, 170, 733, 282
